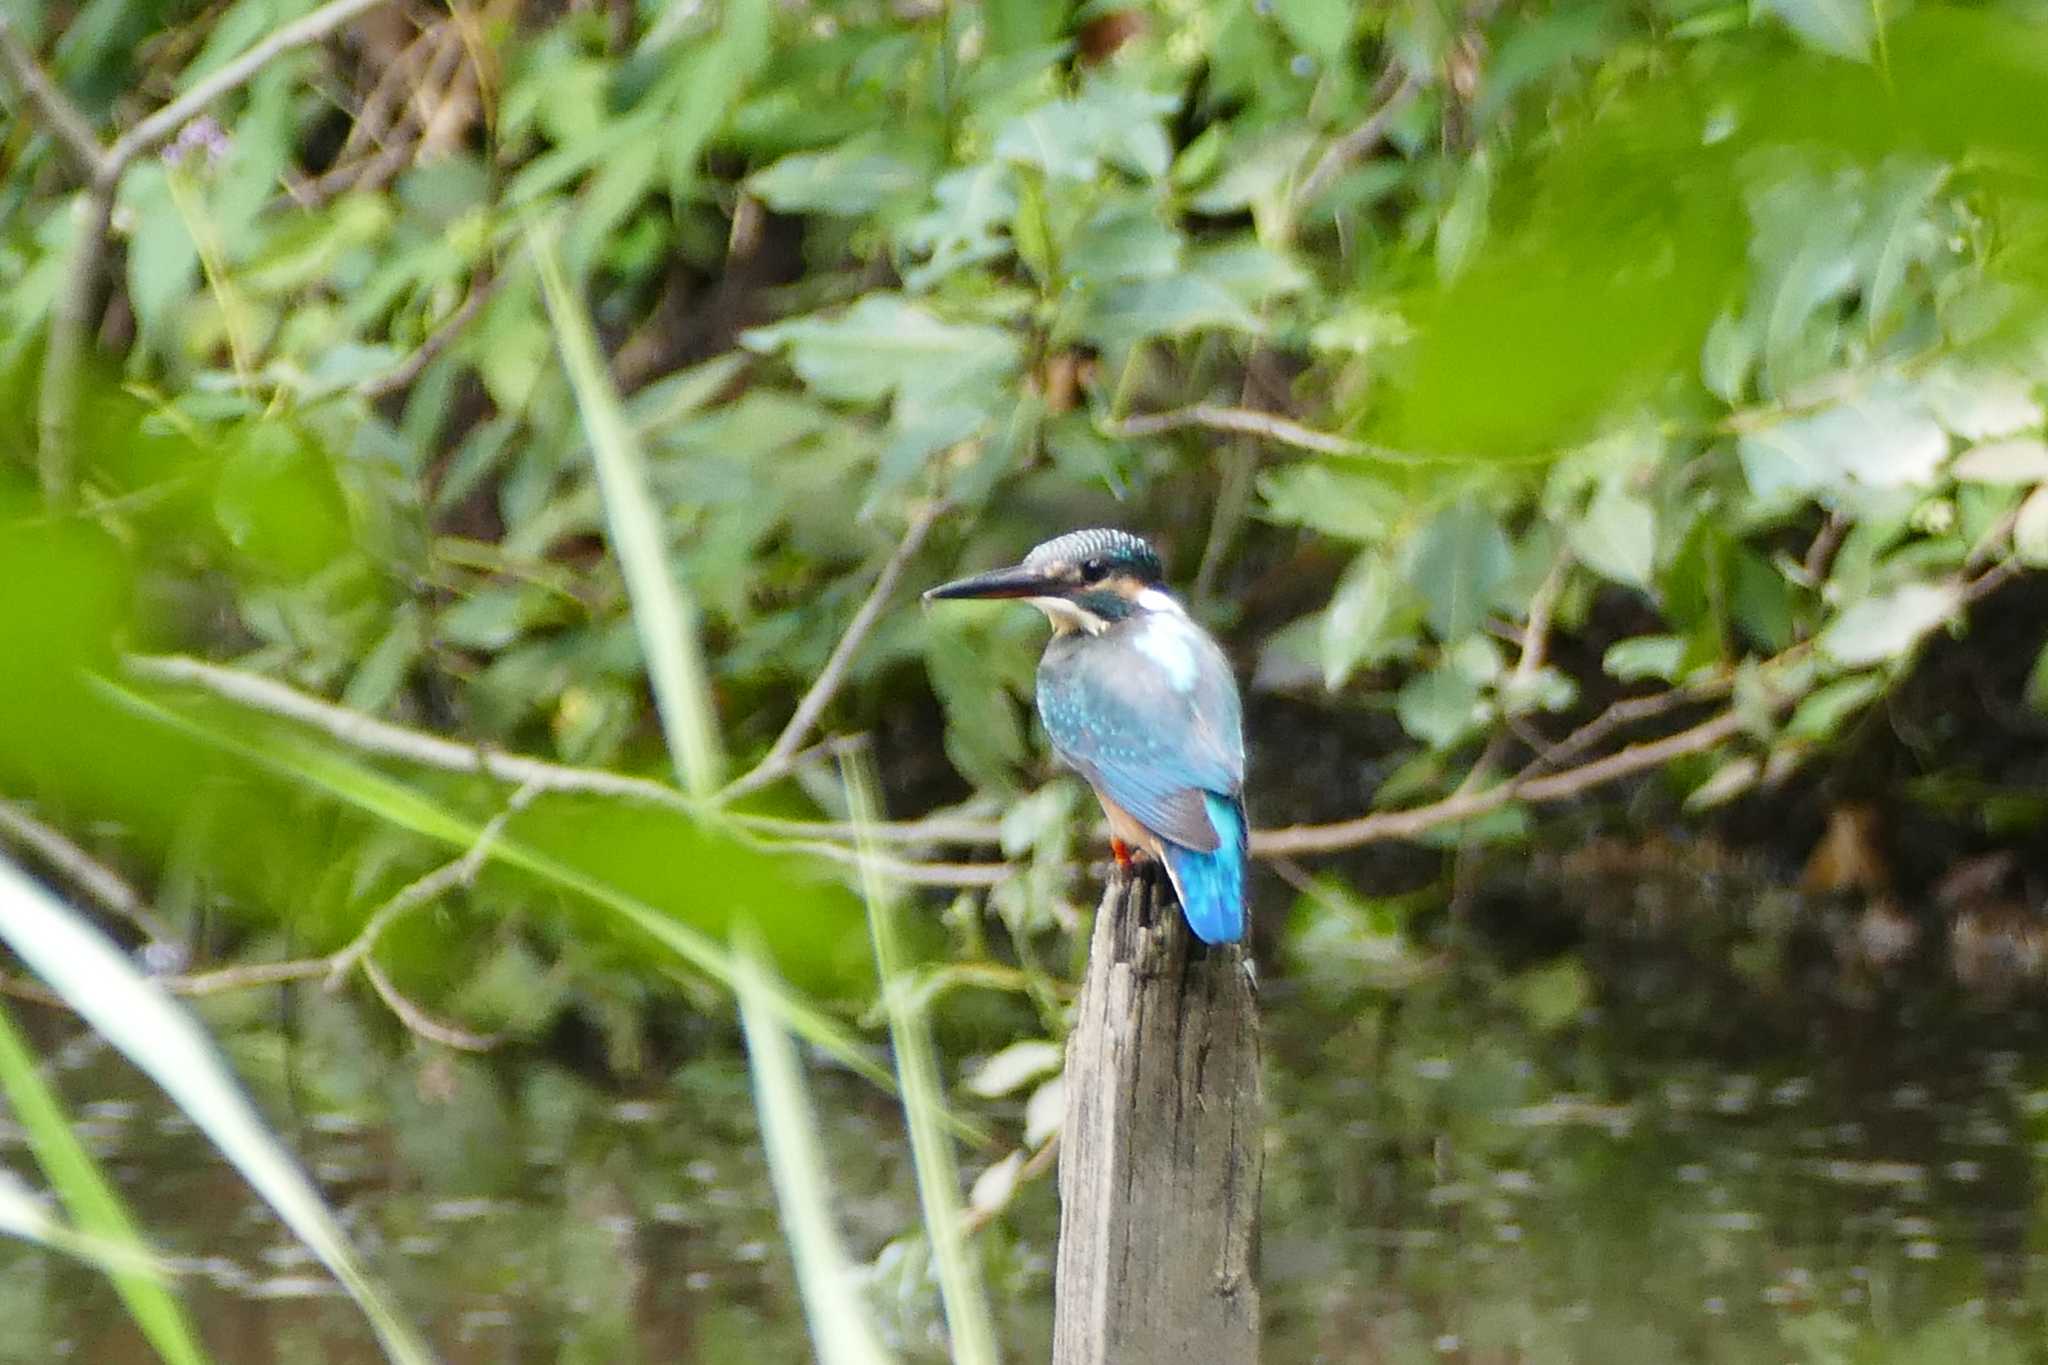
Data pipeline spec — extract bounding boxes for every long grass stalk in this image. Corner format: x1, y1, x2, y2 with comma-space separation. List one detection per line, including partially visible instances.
843, 750, 1002, 1365
530, 221, 726, 799
0, 997, 204, 1365
734, 940, 896, 1365
96, 676, 897, 1097
0, 856, 435, 1365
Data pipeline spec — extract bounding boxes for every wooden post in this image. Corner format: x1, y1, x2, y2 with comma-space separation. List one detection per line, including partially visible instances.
1052, 869, 1263, 1364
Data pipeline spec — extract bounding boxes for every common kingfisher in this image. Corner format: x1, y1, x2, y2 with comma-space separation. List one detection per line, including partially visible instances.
925, 529, 1248, 944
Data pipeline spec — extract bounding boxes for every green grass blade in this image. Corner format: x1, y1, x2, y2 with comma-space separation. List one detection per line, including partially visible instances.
0, 997, 205, 1365
531, 221, 726, 799
734, 941, 896, 1365
0, 857, 437, 1365
94, 675, 892, 1094
843, 752, 1002, 1365
0, 1165, 168, 1282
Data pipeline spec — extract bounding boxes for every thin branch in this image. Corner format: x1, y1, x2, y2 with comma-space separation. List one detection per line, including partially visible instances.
358, 270, 500, 399
725, 811, 1007, 846
1291, 70, 1420, 220
0, 19, 110, 178
323, 783, 536, 989
124, 653, 698, 811
1108, 404, 1367, 459
1251, 707, 1752, 856
766, 838, 1014, 888
361, 958, 499, 1051
0, 799, 176, 943
721, 501, 949, 802
107, 0, 394, 170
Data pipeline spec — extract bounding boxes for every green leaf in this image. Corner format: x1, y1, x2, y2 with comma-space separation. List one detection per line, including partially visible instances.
1258, 464, 1404, 541
744, 294, 1022, 406
1395, 663, 1489, 747
1079, 274, 1262, 348
1787, 673, 1885, 740
1271, 0, 1354, 61
1603, 635, 1686, 683
748, 140, 927, 216
1405, 503, 1513, 641
1755, 0, 1875, 62
1951, 438, 2048, 485
2016, 486, 2048, 567
1568, 484, 1657, 589
1737, 381, 1948, 500
1321, 553, 1400, 690
1817, 581, 1961, 666
962, 1040, 1063, 1099
1436, 150, 1493, 282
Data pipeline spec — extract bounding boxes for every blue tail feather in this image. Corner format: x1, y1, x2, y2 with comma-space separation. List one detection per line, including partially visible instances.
1161, 793, 1247, 944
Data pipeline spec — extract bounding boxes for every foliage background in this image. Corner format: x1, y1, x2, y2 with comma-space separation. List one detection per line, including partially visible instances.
5, 0, 2048, 1357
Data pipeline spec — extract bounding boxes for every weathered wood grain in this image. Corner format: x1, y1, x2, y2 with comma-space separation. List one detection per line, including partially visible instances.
1052, 868, 1262, 1364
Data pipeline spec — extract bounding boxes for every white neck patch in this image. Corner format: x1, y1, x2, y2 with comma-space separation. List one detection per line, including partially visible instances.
1030, 596, 1107, 635
1135, 587, 1186, 616
1133, 614, 1201, 691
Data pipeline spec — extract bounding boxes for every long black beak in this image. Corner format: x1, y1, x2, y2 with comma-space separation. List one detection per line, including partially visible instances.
923, 562, 1061, 602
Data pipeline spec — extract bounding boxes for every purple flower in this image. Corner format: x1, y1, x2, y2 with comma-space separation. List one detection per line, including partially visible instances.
163, 115, 231, 171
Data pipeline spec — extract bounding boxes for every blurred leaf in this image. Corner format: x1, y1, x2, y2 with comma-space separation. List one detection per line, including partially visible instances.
1322, 552, 1401, 690
1436, 149, 1492, 282
748, 140, 927, 216
1787, 673, 1884, 740
2017, 486, 2048, 567
963, 1040, 1063, 1099
1952, 438, 2048, 484
1603, 635, 1686, 683
1406, 503, 1512, 640
1505, 956, 1590, 1032
1755, 0, 1874, 62
1395, 663, 1488, 746
744, 294, 1021, 407
0, 857, 433, 1364
1568, 485, 1656, 589
1817, 581, 1960, 666
1259, 464, 1405, 541
1738, 380, 1949, 500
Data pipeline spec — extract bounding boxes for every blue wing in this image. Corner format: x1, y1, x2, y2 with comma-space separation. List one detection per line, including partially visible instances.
1035, 614, 1244, 852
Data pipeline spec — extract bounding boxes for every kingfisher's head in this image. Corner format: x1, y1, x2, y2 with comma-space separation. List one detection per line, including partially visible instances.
924, 528, 1174, 635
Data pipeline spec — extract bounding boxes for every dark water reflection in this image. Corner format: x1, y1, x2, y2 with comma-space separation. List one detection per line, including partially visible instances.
6, 861, 2048, 1363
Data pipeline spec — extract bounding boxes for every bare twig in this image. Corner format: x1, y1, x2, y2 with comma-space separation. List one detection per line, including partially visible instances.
0, 19, 110, 178
106, 0, 392, 169
720, 500, 949, 802
726, 811, 1007, 846
7, 0, 394, 507
1108, 404, 1367, 459
125, 653, 698, 810
1251, 707, 1753, 856
0, 799, 177, 943
1291, 70, 1420, 221
361, 959, 499, 1051
358, 271, 500, 399
323, 783, 536, 989
765, 838, 1014, 888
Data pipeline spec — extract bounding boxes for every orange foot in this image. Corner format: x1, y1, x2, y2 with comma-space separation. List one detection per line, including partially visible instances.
1111, 837, 1134, 873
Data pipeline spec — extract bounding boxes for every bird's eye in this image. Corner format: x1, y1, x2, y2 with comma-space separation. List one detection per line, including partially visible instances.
1080, 557, 1108, 579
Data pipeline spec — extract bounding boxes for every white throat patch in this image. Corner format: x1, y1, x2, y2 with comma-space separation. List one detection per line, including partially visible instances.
1030, 596, 1107, 635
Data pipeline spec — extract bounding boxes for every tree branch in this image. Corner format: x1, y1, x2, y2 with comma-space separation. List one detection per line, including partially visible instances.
1250, 707, 1752, 856
1290, 70, 1420, 221
721, 501, 949, 802
105, 0, 392, 170
0, 19, 110, 178
1107, 404, 1367, 459
358, 270, 500, 399
0, 799, 176, 944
